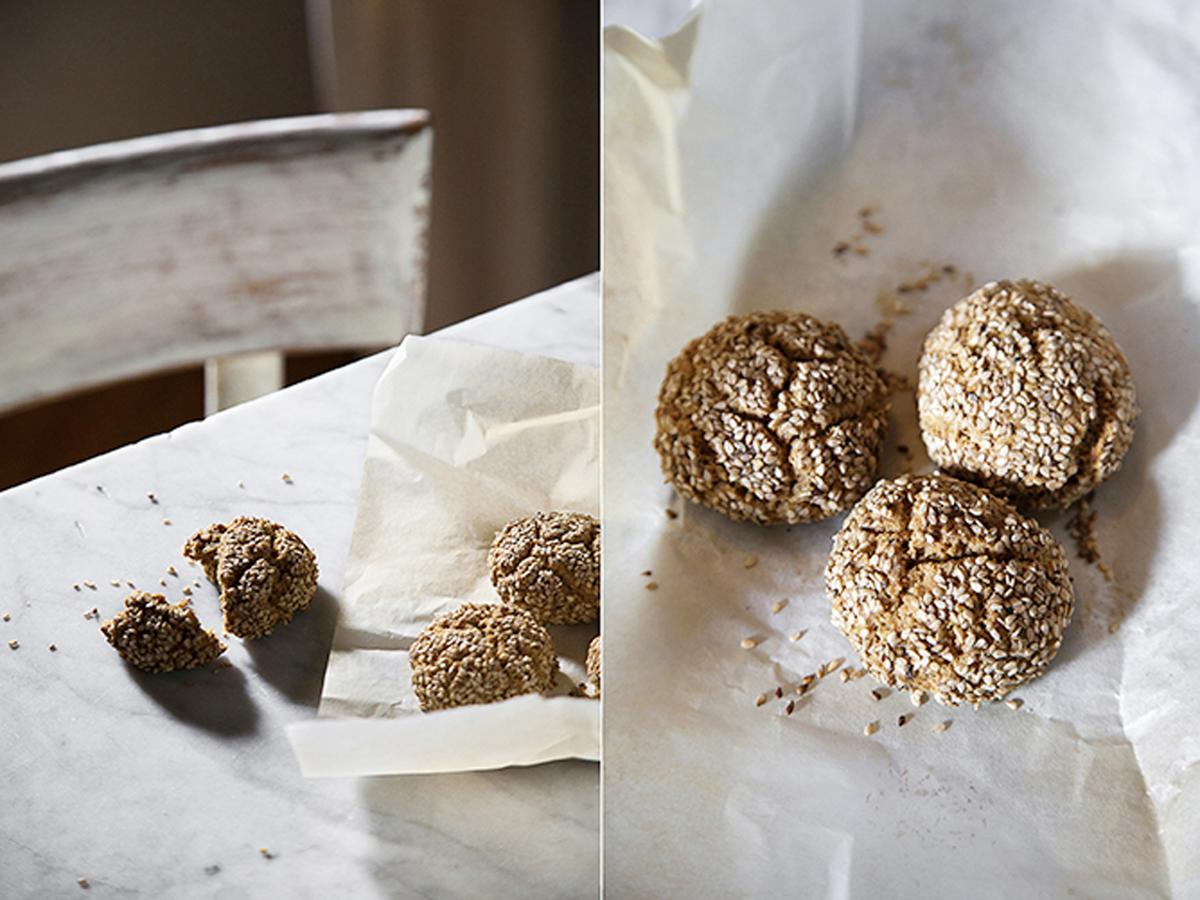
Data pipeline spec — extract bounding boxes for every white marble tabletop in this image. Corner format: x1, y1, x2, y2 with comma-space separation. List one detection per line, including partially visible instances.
0, 275, 599, 899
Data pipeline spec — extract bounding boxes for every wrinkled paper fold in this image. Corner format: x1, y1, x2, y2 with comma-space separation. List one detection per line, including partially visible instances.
289, 335, 600, 775
603, 1, 1200, 896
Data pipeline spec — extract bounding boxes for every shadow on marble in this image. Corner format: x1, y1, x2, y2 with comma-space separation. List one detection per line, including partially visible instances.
130, 663, 259, 737
244, 585, 340, 707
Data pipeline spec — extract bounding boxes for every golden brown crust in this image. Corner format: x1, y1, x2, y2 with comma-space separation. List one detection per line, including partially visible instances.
409, 603, 558, 711
917, 279, 1138, 509
654, 312, 891, 524
184, 517, 318, 639
100, 592, 226, 672
488, 512, 600, 625
825, 475, 1075, 706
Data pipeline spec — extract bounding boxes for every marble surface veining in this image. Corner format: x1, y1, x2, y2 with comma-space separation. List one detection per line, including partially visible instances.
0, 275, 600, 899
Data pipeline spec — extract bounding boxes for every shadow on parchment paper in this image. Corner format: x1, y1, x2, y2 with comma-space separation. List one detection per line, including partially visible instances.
130, 661, 258, 737
1050, 250, 1200, 666
359, 760, 599, 899
244, 585, 340, 707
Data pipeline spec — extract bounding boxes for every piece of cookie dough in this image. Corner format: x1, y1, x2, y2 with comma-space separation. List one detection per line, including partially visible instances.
655, 311, 891, 524
410, 603, 559, 711
825, 474, 1074, 706
918, 279, 1138, 509
488, 511, 600, 625
100, 592, 226, 672
184, 516, 318, 639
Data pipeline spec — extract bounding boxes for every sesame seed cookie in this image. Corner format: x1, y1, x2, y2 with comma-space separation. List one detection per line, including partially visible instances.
825, 474, 1075, 706
184, 517, 318, 639
410, 603, 558, 711
488, 512, 600, 625
654, 312, 891, 525
100, 592, 227, 672
918, 279, 1138, 509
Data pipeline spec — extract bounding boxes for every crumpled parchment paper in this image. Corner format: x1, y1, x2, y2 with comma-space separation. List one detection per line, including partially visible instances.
603, 1, 1200, 896
289, 335, 600, 776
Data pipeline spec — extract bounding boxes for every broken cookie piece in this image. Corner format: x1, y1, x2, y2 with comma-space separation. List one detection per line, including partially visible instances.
184, 516, 318, 639
100, 592, 226, 672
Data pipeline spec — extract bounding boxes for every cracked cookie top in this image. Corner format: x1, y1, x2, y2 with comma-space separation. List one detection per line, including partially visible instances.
918, 279, 1138, 509
654, 311, 891, 524
488, 511, 600, 625
825, 474, 1075, 706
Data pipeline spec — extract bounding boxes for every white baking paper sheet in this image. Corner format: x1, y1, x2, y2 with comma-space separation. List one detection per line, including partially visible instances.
603, 1, 1200, 896
289, 335, 600, 775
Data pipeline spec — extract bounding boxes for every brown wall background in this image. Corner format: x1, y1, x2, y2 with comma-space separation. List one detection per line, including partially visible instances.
0, 0, 598, 488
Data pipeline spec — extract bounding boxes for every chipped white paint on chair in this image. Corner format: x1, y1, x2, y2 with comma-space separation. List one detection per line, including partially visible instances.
0, 110, 432, 414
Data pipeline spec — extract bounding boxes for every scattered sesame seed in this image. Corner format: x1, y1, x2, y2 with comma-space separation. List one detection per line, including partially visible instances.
281, 473, 293, 484
160, 579, 167, 587
664, 508, 678, 519
126, 581, 135, 589
109, 580, 120, 587
755, 693, 768, 707
785, 700, 795, 715
167, 565, 178, 577
1005, 699, 1024, 711
740, 637, 759, 650
73, 584, 81, 592
7, 640, 18, 650
162, 519, 172, 526
933, 721, 952, 733
259, 848, 273, 859
771, 599, 788, 614
147, 492, 157, 504
48, 644, 57, 652
871, 688, 887, 702
774, 686, 783, 699
641, 570, 651, 577
645, 582, 658, 591
1, 613, 8, 622
789, 630, 807, 642
238, 480, 246, 489
78, 878, 89, 888
743, 554, 758, 569
839, 669, 851, 683
1108, 621, 1121, 634
84, 581, 97, 590
853, 246, 870, 256
182, 587, 193, 596
911, 690, 927, 707
898, 714, 910, 727
864, 721, 880, 736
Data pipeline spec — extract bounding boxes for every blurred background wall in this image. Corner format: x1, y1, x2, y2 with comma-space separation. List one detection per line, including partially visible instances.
0, 0, 599, 488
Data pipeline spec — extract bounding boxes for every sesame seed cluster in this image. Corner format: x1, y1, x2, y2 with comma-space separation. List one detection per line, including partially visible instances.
586, 635, 602, 698
100, 592, 227, 672
918, 279, 1138, 509
654, 311, 891, 524
184, 516, 319, 639
825, 475, 1074, 706
410, 603, 559, 711
488, 511, 600, 625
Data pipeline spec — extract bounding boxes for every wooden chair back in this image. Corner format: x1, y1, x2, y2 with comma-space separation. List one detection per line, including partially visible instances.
0, 109, 431, 414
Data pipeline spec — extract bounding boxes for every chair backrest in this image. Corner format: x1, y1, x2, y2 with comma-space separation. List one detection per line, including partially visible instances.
0, 110, 431, 413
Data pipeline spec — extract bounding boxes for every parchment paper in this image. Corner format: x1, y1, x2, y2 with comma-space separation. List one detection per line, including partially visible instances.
289, 335, 600, 775
604, 1, 1200, 896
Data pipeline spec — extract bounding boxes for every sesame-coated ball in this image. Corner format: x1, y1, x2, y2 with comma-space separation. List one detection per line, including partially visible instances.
585, 635, 601, 698
410, 603, 559, 711
488, 512, 599, 625
100, 592, 227, 672
184, 516, 318, 639
654, 312, 891, 524
825, 475, 1075, 707
918, 279, 1138, 509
